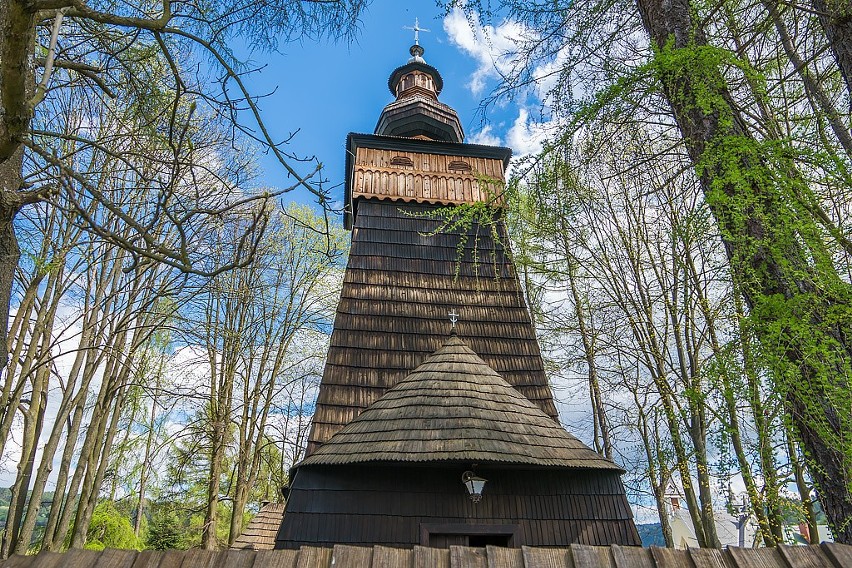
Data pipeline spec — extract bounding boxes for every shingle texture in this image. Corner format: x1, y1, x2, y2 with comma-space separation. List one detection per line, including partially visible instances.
275, 464, 640, 549
3, 543, 851, 567
230, 503, 285, 550
306, 200, 559, 455
302, 334, 618, 469
375, 94, 464, 142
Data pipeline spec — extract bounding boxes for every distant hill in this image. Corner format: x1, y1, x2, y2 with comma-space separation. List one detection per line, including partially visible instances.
0, 488, 55, 531
637, 523, 666, 547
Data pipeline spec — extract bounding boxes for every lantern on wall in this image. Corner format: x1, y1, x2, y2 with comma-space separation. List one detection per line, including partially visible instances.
462, 471, 487, 503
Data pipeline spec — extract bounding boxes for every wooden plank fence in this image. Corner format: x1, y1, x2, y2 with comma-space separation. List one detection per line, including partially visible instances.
3, 544, 851, 568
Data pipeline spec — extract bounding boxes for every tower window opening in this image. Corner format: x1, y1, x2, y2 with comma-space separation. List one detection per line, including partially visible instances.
390, 156, 414, 167
448, 160, 472, 173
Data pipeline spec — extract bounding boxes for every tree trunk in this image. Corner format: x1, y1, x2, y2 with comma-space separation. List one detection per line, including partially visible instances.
8, 358, 51, 555
651, 366, 708, 546
0, 202, 19, 375
634, 390, 674, 547
566, 258, 611, 459
43, 387, 88, 551
13, 251, 77, 554
811, 0, 852, 98
203, 415, 226, 550
1, 271, 59, 557
0, 193, 24, 465
43, 249, 121, 550
1, 376, 44, 558
228, 450, 249, 546
788, 432, 821, 544
666, 261, 720, 549
636, 0, 852, 542
612, 211, 710, 546
688, 412, 721, 548
733, 287, 785, 543
70, 284, 152, 549
135, 362, 162, 536
0, 0, 34, 383
71, 382, 130, 549
684, 248, 778, 545
765, 1, 852, 156
52, 354, 115, 549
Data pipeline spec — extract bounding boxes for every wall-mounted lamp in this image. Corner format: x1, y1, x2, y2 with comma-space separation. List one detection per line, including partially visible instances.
462, 471, 487, 503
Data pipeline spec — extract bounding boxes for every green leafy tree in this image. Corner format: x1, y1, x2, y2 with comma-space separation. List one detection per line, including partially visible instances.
85, 502, 140, 551
0, 0, 364, 558
444, 0, 852, 543
0, 0, 366, 384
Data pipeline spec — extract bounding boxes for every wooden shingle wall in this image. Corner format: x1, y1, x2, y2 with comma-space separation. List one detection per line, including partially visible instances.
374, 96, 464, 143
306, 200, 559, 454
275, 465, 640, 549
3, 543, 852, 567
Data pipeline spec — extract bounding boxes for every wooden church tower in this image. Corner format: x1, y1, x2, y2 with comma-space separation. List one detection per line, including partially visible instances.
275, 40, 640, 550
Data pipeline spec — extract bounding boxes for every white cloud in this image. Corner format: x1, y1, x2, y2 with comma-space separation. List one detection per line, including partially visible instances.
444, 7, 571, 104
467, 124, 502, 146
505, 108, 549, 158
444, 7, 560, 164
443, 9, 529, 97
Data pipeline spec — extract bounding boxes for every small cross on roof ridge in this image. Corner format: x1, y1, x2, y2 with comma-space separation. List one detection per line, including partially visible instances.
448, 310, 460, 329
403, 17, 430, 45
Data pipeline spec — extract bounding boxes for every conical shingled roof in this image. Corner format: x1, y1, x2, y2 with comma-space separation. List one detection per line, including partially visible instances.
299, 334, 620, 470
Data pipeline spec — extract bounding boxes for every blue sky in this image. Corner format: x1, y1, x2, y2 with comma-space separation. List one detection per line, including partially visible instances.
238, 1, 546, 209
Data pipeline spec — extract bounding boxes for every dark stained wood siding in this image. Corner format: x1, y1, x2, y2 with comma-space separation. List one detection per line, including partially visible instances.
306, 200, 559, 453
275, 465, 640, 550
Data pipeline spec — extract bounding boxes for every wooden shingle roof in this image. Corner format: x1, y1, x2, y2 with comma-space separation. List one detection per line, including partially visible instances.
230, 503, 286, 550
300, 334, 618, 470
3, 543, 851, 567
306, 200, 560, 455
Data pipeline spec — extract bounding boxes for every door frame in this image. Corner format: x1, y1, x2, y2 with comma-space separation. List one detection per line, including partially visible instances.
419, 523, 523, 547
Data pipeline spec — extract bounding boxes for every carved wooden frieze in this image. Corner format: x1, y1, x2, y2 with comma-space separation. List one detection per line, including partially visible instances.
352, 147, 506, 205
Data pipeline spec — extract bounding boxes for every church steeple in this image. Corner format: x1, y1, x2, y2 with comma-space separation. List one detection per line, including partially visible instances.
375, 43, 464, 143
276, 31, 640, 552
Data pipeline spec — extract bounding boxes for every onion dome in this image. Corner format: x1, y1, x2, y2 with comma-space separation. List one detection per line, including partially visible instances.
375, 44, 464, 143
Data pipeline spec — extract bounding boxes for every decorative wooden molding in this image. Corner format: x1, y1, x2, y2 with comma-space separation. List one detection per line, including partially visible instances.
351, 147, 504, 206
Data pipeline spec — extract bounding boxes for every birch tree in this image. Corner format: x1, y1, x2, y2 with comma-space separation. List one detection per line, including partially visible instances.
177, 205, 344, 549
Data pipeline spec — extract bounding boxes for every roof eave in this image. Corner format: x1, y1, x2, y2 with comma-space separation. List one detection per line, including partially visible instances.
295, 457, 624, 473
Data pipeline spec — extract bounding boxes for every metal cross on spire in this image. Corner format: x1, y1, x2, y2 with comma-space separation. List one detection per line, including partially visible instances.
448, 310, 459, 329
403, 17, 430, 45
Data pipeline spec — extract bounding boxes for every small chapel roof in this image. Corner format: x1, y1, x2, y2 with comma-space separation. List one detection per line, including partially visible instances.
299, 334, 620, 470
230, 502, 286, 550
386, 46, 444, 96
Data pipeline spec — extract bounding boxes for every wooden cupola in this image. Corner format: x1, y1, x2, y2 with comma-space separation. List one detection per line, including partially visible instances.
375, 44, 464, 143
